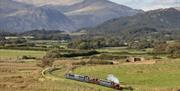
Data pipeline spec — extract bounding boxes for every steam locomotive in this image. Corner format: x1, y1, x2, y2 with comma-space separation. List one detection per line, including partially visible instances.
65, 73, 133, 90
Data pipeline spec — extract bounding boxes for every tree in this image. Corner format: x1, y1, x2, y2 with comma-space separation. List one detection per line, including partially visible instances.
37, 49, 57, 68
153, 41, 168, 53
39, 56, 54, 68
166, 42, 180, 58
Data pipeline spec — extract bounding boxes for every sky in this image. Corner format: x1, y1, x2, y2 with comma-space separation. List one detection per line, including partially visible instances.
110, 0, 180, 11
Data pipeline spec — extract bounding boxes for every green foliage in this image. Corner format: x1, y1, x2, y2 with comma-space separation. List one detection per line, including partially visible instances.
73, 60, 113, 65
92, 54, 128, 60
128, 40, 153, 49
166, 42, 180, 58
153, 41, 180, 58
45, 49, 99, 58
38, 56, 54, 68
153, 41, 168, 53
21, 30, 71, 40
68, 38, 123, 49
87, 60, 113, 65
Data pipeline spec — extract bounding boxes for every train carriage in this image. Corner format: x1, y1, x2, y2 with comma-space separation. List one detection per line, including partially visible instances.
65, 73, 129, 91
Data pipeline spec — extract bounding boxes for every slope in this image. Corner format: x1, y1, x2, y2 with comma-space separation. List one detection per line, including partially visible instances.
0, 7, 76, 32
83, 8, 180, 40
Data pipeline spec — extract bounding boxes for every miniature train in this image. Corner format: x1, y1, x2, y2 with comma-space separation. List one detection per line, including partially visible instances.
65, 73, 133, 91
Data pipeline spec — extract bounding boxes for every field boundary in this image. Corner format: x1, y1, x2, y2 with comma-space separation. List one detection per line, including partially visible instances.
41, 67, 63, 81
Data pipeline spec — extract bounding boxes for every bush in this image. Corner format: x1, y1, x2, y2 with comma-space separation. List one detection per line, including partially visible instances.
153, 41, 180, 58
72, 61, 86, 65
87, 60, 113, 65
22, 56, 36, 59
45, 49, 99, 58
153, 41, 168, 54
72, 60, 113, 65
37, 56, 54, 68
152, 56, 162, 59
68, 38, 122, 49
93, 54, 128, 60
61, 50, 99, 57
166, 42, 180, 58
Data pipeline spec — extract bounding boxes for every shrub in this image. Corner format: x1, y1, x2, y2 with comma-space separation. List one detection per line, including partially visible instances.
166, 42, 180, 58
93, 54, 128, 60
37, 56, 54, 68
22, 56, 36, 59
45, 49, 99, 58
87, 60, 113, 65
61, 50, 99, 57
72, 61, 86, 65
72, 60, 113, 65
152, 56, 162, 59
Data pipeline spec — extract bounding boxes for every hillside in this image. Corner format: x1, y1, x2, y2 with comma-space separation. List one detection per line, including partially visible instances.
84, 8, 180, 40
20, 30, 71, 40
52, 0, 143, 28
0, 0, 32, 17
0, 0, 142, 32
0, 6, 76, 32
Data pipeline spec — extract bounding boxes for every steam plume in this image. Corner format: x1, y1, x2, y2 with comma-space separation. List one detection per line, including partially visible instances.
107, 74, 120, 84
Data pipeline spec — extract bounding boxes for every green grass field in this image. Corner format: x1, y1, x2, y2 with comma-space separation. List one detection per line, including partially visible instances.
97, 47, 153, 53
0, 47, 180, 91
71, 59, 180, 91
0, 49, 46, 58
41, 66, 114, 91
97, 47, 169, 60
37, 47, 180, 91
49, 59, 180, 91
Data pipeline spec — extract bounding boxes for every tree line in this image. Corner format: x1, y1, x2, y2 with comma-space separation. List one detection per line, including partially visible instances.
67, 37, 124, 49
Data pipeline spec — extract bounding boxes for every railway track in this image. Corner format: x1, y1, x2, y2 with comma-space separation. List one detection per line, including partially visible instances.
41, 66, 133, 91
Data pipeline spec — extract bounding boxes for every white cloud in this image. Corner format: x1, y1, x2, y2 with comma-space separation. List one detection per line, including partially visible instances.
110, 0, 180, 11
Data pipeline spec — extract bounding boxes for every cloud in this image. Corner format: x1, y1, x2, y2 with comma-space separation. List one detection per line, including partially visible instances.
111, 0, 180, 11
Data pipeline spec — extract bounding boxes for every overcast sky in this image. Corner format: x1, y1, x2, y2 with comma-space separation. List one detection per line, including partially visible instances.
110, 0, 180, 11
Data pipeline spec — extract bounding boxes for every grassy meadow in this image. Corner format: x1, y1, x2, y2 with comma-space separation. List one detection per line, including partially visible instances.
97, 47, 153, 53
49, 58, 180, 91
0, 49, 46, 58
0, 47, 180, 91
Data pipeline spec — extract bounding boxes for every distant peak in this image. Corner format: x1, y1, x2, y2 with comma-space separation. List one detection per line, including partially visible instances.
13, 0, 117, 6
147, 8, 180, 15
13, 0, 85, 6
174, 7, 180, 11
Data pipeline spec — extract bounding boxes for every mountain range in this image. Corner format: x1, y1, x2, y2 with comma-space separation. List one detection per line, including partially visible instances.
0, 0, 142, 32
83, 8, 180, 40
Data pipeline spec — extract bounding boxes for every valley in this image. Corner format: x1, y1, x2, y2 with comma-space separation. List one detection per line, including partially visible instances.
0, 0, 180, 91
0, 46, 180, 91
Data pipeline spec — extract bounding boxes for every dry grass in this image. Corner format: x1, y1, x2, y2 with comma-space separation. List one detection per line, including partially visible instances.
0, 59, 43, 91
0, 58, 113, 91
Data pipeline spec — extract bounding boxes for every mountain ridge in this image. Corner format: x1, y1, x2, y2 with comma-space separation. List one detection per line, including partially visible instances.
13, 0, 84, 6
85, 8, 180, 35
0, 0, 142, 32
0, 6, 76, 32
55, 0, 143, 28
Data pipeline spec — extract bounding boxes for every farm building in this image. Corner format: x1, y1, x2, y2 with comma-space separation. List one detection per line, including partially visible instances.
126, 57, 145, 62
